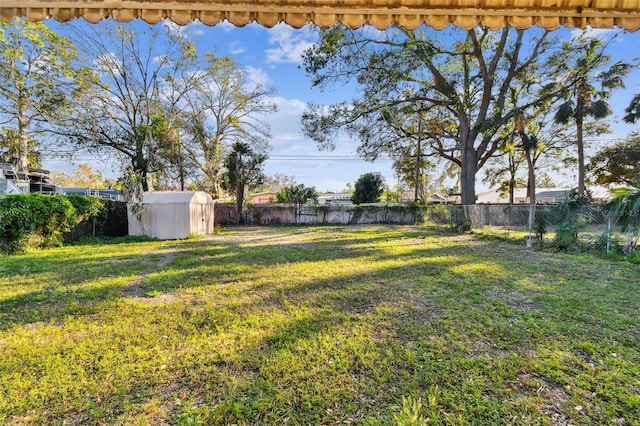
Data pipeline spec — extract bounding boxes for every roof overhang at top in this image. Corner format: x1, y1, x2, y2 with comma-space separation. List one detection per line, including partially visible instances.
1, 1, 639, 31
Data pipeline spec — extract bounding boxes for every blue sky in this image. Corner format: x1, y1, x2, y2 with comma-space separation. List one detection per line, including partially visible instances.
43, 20, 640, 193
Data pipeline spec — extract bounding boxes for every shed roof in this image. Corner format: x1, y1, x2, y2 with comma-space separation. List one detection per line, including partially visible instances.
2, 1, 639, 31
142, 191, 214, 204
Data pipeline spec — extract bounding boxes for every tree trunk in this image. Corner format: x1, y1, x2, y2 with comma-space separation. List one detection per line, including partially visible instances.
509, 183, 515, 204
508, 154, 516, 204
140, 169, 149, 192
576, 118, 585, 195
178, 145, 185, 191
18, 105, 29, 169
460, 145, 477, 205
526, 149, 536, 231
236, 180, 244, 224
414, 137, 421, 202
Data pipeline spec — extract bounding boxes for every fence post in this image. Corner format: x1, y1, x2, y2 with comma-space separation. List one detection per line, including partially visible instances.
607, 212, 612, 254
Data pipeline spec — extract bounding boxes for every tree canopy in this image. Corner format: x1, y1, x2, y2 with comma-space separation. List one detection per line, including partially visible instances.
302, 24, 574, 204
63, 23, 202, 191
63, 22, 275, 194
352, 172, 385, 205
589, 133, 640, 187
276, 183, 318, 206
0, 19, 79, 169
179, 53, 276, 196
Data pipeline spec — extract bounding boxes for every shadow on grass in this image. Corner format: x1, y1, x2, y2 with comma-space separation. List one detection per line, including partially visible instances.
2, 225, 640, 424
0, 225, 476, 328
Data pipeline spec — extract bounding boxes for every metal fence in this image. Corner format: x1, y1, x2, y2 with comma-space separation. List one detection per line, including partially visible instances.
420, 203, 636, 253
420, 204, 544, 230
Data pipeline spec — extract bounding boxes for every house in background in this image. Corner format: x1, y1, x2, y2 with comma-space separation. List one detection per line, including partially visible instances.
476, 188, 572, 204
476, 187, 611, 204
536, 189, 573, 204
250, 192, 277, 204
0, 162, 60, 194
425, 193, 460, 204
0, 171, 22, 195
61, 187, 123, 201
317, 193, 353, 205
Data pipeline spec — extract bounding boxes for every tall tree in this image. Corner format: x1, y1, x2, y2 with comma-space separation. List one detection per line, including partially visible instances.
223, 141, 267, 223
352, 172, 385, 205
392, 149, 439, 202
302, 25, 563, 205
483, 101, 576, 203
65, 22, 202, 191
553, 36, 630, 196
482, 134, 526, 204
0, 19, 79, 169
180, 54, 276, 197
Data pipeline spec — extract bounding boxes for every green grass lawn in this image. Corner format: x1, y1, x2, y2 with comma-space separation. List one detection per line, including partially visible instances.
0, 225, 638, 425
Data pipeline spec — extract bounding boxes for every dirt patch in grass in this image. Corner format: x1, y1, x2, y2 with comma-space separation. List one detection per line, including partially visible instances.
508, 372, 572, 425
121, 250, 180, 298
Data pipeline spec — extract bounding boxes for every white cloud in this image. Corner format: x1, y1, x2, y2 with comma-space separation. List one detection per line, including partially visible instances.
264, 23, 317, 64
265, 97, 307, 149
218, 20, 237, 33
163, 19, 205, 37
229, 41, 245, 55
245, 66, 271, 88
359, 25, 391, 41
570, 27, 625, 42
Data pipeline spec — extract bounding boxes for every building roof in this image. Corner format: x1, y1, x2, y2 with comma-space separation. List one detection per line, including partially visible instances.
2, 1, 638, 31
142, 190, 214, 204
477, 187, 613, 204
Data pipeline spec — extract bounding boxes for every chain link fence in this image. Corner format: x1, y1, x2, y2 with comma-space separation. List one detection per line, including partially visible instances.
420, 203, 637, 253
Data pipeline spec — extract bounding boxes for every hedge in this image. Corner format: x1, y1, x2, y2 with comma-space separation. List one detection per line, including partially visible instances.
0, 194, 127, 254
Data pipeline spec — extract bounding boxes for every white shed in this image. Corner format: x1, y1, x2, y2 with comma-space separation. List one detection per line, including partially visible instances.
128, 191, 215, 240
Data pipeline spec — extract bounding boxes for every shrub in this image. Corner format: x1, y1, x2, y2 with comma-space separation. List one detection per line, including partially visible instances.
534, 210, 548, 241
626, 250, 640, 264
0, 194, 76, 253
67, 194, 104, 221
549, 189, 595, 251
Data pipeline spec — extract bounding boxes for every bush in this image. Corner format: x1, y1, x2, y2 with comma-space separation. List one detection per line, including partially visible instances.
552, 223, 579, 251
534, 211, 548, 241
0, 194, 76, 253
626, 250, 640, 265
549, 189, 594, 251
67, 194, 104, 221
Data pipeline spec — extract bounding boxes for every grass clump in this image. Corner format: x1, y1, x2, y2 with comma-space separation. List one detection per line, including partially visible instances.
0, 225, 639, 424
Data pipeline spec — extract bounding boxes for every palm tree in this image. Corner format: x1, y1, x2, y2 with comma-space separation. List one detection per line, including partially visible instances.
223, 141, 267, 224
624, 94, 640, 124
553, 37, 630, 196
610, 177, 640, 254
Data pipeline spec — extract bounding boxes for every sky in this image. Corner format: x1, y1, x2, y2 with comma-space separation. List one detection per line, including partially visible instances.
41, 19, 640, 194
